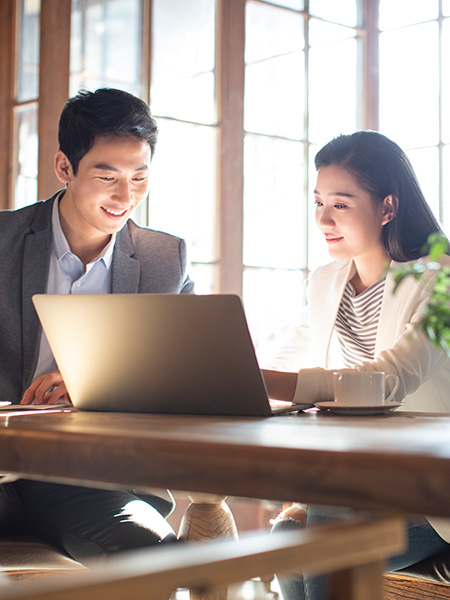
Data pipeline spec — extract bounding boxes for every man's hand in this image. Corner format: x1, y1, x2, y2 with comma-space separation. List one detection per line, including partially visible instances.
21, 370, 72, 405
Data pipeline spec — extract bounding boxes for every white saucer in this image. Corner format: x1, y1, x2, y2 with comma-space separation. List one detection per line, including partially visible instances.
314, 401, 404, 416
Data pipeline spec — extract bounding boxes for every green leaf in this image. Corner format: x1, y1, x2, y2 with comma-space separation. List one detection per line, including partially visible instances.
393, 232, 450, 356
426, 233, 449, 262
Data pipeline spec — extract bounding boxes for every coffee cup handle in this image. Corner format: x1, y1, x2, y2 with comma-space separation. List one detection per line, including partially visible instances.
385, 374, 400, 403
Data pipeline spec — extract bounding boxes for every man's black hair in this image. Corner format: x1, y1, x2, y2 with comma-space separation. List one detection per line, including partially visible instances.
58, 88, 158, 174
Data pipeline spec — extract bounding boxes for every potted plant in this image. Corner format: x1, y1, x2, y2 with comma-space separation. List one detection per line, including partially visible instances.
393, 233, 450, 354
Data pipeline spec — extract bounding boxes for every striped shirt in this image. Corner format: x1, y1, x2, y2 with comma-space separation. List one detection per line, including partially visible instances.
335, 278, 386, 367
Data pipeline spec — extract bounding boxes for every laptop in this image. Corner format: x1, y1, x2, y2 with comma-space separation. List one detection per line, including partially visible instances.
32, 294, 311, 416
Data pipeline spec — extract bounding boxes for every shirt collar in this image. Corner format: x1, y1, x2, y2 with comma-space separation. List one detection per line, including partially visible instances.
52, 191, 116, 269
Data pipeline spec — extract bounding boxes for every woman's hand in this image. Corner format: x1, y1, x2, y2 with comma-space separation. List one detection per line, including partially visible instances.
21, 370, 72, 405
261, 369, 298, 402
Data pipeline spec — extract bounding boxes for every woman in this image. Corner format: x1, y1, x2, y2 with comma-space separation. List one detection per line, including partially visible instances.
262, 131, 450, 600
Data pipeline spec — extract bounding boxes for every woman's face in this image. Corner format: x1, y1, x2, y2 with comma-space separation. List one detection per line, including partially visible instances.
314, 164, 390, 263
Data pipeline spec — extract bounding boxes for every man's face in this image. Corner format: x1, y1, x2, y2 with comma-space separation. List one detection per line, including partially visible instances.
56, 135, 151, 242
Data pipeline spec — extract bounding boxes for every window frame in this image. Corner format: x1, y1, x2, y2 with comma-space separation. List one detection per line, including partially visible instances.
0, 0, 17, 211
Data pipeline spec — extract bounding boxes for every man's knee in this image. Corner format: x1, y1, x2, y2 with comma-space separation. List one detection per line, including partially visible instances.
15, 482, 178, 562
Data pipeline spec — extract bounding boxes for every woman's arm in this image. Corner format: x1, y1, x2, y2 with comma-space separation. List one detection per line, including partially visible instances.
261, 369, 298, 402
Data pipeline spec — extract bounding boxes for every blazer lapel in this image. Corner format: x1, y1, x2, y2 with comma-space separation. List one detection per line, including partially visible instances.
111, 224, 141, 293
375, 262, 413, 354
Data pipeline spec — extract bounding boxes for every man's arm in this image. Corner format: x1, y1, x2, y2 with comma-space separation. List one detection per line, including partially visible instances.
181, 274, 195, 294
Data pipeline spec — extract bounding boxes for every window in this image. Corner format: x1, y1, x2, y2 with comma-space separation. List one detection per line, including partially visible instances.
70, 0, 143, 97
6, 0, 450, 361
242, 1, 360, 359
378, 0, 449, 232
149, 0, 218, 293
14, 0, 40, 209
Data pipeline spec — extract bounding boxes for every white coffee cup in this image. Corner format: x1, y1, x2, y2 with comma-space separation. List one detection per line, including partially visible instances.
333, 371, 400, 406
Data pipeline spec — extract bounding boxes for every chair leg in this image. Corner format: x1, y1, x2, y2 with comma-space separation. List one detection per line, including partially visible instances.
329, 560, 385, 600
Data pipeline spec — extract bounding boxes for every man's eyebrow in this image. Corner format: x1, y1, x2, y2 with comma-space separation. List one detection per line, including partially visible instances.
93, 164, 149, 172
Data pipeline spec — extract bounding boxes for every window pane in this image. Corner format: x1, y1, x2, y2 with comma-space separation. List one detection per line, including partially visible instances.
379, 0, 438, 30
245, 2, 304, 138
309, 38, 358, 145
308, 145, 330, 271
406, 147, 440, 224
243, 134, 305, 269
245, 54, 304, 138
379, 22, 439, 149
309, 0, 357, 27
245, 1, 304, 64
151, 0, 215, 124
443, 19, 450, 143
444, 0, 450, 17
443, 145, 450, 235
148, 119, 218, 265
14, 105, 38, 209
309, 18, 355, 46
267, 0, 304, 10
70, 0, 142, 96
243, 268, 306, 365
190, 263, 218, 295
17, 0, 40, 102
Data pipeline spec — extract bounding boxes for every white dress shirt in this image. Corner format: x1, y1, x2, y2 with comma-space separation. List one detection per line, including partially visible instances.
33, 194, 116, 379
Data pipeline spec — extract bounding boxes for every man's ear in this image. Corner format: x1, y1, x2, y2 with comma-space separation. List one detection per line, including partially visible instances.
54, 151, 74, 184
382, 194, 398, 226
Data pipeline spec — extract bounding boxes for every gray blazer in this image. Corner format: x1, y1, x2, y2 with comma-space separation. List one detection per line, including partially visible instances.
0, 192, 194, 402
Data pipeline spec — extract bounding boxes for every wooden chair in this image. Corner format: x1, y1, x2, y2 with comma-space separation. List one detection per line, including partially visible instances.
0, 515, 404, 600
0, 536, 85, 583
383, 551, 450, 600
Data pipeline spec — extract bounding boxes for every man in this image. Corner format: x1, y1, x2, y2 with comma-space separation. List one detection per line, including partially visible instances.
0, 88, 194, 561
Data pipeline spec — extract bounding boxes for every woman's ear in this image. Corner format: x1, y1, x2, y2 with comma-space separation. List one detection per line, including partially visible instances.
382, 194, 398, 226
54, 151, 74, 185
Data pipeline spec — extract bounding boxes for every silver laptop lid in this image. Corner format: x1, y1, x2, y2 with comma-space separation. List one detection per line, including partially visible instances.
32, 294, 272, 416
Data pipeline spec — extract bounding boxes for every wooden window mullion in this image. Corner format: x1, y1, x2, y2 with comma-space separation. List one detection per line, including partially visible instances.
37, 0, 71, 201
0, 0, 17, 210
216, 0, 246, 295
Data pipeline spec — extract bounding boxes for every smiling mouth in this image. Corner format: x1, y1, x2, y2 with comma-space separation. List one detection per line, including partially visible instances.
325, 236, 343, 244
102, 206, 128, 217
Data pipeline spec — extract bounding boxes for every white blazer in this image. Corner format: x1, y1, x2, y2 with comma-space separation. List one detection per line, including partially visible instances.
273, 256, 450, 541
305, 257, 450, 412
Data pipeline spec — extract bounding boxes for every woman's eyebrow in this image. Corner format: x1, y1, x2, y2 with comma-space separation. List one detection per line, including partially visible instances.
314, 189, 357, 199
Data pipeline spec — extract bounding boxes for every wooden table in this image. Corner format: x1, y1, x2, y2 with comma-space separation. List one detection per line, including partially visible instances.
0, 408, 448, 517
0, 408, 448, 599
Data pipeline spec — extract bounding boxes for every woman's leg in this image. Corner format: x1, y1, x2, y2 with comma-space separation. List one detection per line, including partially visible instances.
274, 505, 450, 600
387, 516, 450, 571
271, 511, 308, 600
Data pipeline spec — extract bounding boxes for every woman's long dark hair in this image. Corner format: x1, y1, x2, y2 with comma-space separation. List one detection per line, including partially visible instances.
314, 131, 444, 261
